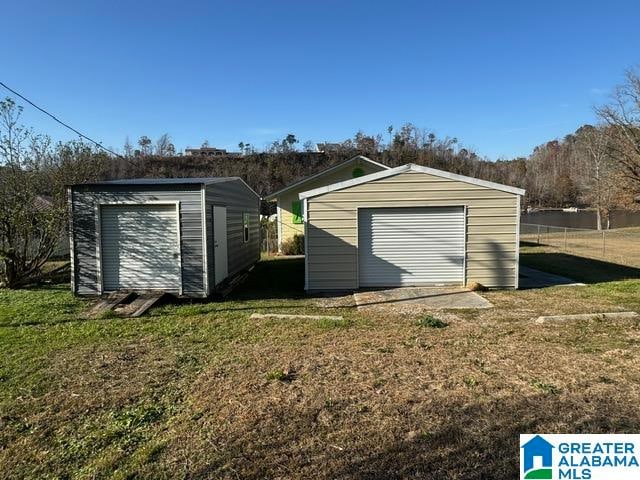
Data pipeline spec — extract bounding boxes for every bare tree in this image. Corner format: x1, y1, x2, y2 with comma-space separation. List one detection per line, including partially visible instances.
155, 133, 174, 156
0, 98, 104, 287
577, 125, 619, 229
137, 135, 152, 156
268, 134, 299, 154
596, 68, 640, 187
123, 136, 133, 157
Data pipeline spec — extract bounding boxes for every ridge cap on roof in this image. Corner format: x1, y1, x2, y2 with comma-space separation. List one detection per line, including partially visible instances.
299, 163, 525, 199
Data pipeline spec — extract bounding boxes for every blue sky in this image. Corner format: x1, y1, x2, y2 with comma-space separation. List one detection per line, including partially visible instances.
2, 0, 639, 159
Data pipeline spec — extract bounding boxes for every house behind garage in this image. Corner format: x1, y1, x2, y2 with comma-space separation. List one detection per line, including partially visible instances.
263, 155, 389, 252
300, 164, 525, 291
69, 177, 260, 297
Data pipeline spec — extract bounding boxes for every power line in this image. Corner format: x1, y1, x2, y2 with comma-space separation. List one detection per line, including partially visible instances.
0, 80, 128, 160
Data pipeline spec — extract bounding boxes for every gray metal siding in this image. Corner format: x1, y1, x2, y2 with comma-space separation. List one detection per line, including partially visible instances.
70, 185, 204, 296
204, 179, 260, 292
358, 207, 465, 287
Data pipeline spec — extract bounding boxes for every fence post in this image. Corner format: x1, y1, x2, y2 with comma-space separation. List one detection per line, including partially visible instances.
602, 231, 606, 258
537, 225, 540, 245
546, 226, 550, 246
564, 228, 567, 250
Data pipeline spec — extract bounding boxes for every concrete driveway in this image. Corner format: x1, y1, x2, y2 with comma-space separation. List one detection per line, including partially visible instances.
518, 266, 585, 289
353, 286, 492, 312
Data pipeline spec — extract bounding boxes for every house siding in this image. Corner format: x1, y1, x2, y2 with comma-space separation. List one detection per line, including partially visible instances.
70, 184, 204, 296
204, 179, 260, 292
305, 171, 520, 290
277, 160, 386, 250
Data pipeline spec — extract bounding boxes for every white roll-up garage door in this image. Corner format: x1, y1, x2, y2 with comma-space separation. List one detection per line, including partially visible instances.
358, 207, 465, 287
100, 204, 181, 292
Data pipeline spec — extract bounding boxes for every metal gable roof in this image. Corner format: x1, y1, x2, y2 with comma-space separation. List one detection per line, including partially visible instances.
298, 163, 526, 199
72, 176, 261, 199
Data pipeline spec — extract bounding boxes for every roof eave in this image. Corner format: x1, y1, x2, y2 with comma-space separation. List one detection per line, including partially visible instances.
299, 163, 525, 199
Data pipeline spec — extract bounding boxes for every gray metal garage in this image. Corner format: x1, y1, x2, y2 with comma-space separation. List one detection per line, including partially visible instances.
69, 177, 260, 298
300, 164, 525, 291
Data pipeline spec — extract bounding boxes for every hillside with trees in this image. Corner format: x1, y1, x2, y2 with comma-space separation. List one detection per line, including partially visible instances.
103, 70, 640, 228
2, 68, 640, 286
106, 121, 638, 227
105, 70, 640, 230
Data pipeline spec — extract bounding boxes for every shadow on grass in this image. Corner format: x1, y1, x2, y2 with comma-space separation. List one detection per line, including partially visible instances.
520, 250, 640, 284
230, 256, 306, 300
187, 390, 640, 480
520, 240, 546, 247
328, 393, 640, 480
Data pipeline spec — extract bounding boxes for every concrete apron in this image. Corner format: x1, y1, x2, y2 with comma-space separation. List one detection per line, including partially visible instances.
353, 286, 492, 311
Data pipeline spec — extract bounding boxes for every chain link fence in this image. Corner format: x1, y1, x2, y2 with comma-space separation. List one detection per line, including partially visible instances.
260, 219, 278, 255
520, 223, 640, 268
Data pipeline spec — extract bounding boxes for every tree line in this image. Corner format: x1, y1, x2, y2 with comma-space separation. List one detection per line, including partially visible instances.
112, 70, 640, 232
2, 68, 640, 286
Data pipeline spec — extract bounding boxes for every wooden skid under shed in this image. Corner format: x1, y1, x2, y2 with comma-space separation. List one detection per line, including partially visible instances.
113, 292, 166, 318
87, 292, 135, 318
88, 291, 165, 318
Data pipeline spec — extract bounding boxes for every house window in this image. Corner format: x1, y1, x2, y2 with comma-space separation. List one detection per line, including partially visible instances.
243, 212, 250, 243
292, 200, 303, 224
352, 167, 365, 178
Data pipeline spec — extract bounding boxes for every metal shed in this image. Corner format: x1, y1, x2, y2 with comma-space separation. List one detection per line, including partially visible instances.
299, 164, 525, 291
68, 177, 260, 298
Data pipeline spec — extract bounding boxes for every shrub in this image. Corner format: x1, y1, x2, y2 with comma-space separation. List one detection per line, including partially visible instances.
416, 315, 448, 328
266, 368, 296, 382
467, 281, 488, 292
281, 234, 304, 255
531, 379, 560, 395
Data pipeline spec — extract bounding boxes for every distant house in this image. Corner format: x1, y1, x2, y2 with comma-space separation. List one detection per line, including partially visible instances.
263, 156, 390, 252
185, 147, 230, 157
316, 142, 344, 153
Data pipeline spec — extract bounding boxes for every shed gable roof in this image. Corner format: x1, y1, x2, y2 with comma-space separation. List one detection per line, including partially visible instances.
299, 163, 526, 199
74, 177, 260, 199
263, 155, 390, 201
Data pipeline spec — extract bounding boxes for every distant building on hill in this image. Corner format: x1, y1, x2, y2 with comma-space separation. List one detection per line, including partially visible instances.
185, 147, 229, 157
316, 142, 343, 153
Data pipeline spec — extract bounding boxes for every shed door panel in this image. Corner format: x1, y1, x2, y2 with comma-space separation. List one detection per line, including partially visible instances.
212, 205, 228, 285
358, 207, 465, 287
101, 205, 181, 291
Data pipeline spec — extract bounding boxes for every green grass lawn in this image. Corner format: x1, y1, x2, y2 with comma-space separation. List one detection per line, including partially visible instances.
1, 253, 640, 479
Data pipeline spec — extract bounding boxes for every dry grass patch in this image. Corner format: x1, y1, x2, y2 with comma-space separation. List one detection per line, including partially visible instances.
2, 254, 640, 478
136, 313, 640, 479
